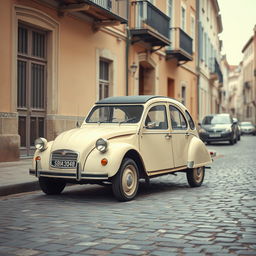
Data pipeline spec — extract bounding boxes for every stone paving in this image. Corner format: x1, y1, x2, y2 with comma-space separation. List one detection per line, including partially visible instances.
0, 136, 255, 256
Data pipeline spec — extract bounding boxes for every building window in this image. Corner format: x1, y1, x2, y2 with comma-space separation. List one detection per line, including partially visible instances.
181, 6, 186, 31
181, 85, 186, 106
99, 59, 111, 100
17, 23, 47, 153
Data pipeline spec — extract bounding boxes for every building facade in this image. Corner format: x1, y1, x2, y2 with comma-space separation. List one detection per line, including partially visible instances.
0, 0, 128, 161
1, 0, 222, 162
241, 26, 256, 124
128, 0, 198, 119
197, 0, 223, 121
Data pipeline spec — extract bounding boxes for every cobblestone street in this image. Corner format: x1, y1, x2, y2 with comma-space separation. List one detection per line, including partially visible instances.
0, 136, 255, 256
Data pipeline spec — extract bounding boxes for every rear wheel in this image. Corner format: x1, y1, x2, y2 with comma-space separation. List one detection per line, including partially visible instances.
186, 167, 205, 187
112, 158, 139, 201
39, 177, 66, 195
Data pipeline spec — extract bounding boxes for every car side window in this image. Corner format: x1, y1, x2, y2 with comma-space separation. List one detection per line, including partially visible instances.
185, 110, 195, 130
170, 105, 188, 130
145, 105, 168, 130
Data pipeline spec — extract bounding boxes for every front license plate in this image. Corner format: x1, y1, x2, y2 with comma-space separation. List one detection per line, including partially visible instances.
51, 160, 77, 169
209, 133, 221, 137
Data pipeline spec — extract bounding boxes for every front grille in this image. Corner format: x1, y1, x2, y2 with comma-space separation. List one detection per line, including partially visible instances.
51, 150, 78, 169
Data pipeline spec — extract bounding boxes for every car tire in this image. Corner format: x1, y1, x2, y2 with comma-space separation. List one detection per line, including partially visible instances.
112, 158, 139, 201
186, 167, 205, 187
39, 177, 66, 195
229, 138, 235, 145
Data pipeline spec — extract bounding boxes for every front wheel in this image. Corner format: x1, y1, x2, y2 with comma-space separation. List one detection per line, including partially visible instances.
112, 158, 139, 201
186, 167, 205, 187
39, 177, 66, 195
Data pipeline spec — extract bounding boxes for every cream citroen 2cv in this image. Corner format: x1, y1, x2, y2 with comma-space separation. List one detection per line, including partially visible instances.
30, 96, 212, 201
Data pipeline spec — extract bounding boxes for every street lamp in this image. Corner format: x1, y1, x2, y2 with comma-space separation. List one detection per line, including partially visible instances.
130, 62, 138, 76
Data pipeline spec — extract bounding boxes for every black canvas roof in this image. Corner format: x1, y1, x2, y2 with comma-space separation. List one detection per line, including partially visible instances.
96, 95, 168, 104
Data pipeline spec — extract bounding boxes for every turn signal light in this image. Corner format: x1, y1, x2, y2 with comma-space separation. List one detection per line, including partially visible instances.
35, 156, 41, 161
101, 158, 108, 166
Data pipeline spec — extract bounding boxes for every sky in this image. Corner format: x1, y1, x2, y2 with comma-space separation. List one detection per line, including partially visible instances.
218, 0, 256, 65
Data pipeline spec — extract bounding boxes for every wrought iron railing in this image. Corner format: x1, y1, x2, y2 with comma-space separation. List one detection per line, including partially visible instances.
214, 58, 223, 83
132, 0, 170, 39
89, 0, 127, 21
167, 27, 193, 56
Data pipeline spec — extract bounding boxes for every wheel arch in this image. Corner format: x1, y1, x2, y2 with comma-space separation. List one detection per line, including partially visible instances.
187, 136, 212, 168
123, 149, 147, 179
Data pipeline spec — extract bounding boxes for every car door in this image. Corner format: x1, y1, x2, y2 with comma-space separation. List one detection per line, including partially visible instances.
169, 105, 191, 168
140, 104, 174, 173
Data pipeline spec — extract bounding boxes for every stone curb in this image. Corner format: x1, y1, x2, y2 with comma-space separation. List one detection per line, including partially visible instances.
0, 181, 40, 196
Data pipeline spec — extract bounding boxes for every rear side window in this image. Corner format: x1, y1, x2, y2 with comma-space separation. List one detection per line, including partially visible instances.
169, 105, 187, 130
185, 111, 195, 130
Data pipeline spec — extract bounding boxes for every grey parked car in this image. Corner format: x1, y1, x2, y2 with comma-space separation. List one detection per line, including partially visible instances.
240, 121, 256, 135
199, 114, 239, 145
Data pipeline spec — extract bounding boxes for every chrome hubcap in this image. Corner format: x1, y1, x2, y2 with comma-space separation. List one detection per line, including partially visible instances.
127, 173, 133, 187
194, 167, 203, 183
122, 165, 137, 196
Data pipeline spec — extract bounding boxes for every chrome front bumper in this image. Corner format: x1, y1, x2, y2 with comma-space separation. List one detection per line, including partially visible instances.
29, 161, 108, 181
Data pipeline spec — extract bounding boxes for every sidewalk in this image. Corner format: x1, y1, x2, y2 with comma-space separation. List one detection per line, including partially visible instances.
0, 158, 39, 196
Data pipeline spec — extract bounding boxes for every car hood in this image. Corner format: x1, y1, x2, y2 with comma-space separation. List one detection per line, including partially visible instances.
241, 125, 254, 129
201, 124, 231, 131
51, 125, 138, 153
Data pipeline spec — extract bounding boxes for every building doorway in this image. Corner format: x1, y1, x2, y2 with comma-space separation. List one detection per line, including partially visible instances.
139, 62, 155, 95
17, 23, 47, 156
167, 78, 175, 98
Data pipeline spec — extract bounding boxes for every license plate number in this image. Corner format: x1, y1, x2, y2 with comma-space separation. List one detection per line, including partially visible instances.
209, 133, 221, 137
51, 160, 76, 168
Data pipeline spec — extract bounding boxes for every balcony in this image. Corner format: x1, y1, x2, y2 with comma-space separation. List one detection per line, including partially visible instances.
244, 81, 251, 89
210, 58, 223, 84
166, 28, 193, 62
130, 0, 170, 47
59, 0, 127, 26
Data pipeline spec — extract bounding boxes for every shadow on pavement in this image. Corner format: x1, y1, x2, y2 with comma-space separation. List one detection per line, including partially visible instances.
33, 179, 190, 204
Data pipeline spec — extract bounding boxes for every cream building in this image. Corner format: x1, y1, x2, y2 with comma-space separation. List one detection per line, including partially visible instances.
227, 65, 243, 120
241, 26, 256, 124
197, 0, 223, 121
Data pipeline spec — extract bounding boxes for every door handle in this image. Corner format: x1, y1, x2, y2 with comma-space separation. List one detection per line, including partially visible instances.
165, 134, 172, 139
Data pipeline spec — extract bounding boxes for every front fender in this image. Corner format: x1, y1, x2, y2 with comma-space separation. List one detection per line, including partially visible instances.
187, 136, 212, 168
32, 141, 53, 169
83, 143, 139, 178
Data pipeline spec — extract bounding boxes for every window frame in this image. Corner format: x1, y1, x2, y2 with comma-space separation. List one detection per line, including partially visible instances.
169, 105, 188, 130
144, 104, 169, 130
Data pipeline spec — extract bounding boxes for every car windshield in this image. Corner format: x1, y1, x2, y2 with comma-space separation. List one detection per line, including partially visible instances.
86, 105, 144, 124
202, 115, 231, 125
240, 122, 252, 127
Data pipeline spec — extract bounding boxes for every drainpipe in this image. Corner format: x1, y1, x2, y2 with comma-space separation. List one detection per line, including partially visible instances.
125, 0, 131, 96
196, 0, 200, 123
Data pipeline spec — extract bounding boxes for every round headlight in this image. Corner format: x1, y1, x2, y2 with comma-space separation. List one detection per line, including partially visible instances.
96, 138, 108, 153
35, 137, 48, 152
